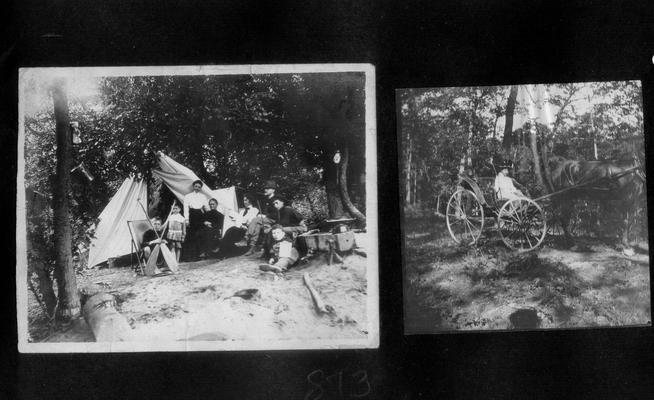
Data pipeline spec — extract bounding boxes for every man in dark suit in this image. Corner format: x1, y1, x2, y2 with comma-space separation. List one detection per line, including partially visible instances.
244, 180, 279, 256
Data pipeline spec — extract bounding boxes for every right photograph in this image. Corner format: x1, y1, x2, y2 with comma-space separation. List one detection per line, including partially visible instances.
398, 82, 651, 333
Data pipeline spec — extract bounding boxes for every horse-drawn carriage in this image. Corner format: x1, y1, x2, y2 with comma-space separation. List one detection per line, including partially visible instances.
446, 159, 644, 252
446, 174, 547, 251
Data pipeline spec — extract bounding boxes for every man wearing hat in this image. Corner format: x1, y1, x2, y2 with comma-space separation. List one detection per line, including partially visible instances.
494, 161, 526, 201
244, 179, 279, 256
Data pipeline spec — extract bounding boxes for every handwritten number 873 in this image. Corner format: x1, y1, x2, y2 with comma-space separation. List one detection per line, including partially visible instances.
305, 369, 371, 400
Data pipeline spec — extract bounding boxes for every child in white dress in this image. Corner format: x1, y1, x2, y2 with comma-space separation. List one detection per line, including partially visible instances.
166, 203, 186, 263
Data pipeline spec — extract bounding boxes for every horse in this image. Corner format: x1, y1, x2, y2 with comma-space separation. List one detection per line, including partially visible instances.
547, 155, 646, 249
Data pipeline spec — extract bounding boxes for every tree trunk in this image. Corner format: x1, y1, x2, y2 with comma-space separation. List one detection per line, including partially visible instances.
34, 262, 57, 317
589, 98, 598, 160
502, 85, 519, 150
540, 139, 554, 193
51, 79, 80, 320
406, 136, 412, 204
459, 116, 474, 174
525, 85, 547, 191
413, 169, 418, 205
324, 152, 346, 218
338, 146, 366, 224
404, 99, 414, 205
529, 121, 546, 191
492, 113, 499, 140
436, 194, 441, 215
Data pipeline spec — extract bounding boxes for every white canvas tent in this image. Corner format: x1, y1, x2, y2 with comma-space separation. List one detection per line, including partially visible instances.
86, 153, 239, 268
87, 177, 148, 267
152, 152, 240, 237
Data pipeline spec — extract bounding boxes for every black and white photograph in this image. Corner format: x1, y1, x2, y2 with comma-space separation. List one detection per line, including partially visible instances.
399, 82, 650, 333
17, 64, 378, 351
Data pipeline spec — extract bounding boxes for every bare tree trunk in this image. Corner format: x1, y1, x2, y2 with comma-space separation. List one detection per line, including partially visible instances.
324, 154, 346, 218
405, 119, 413, 205
338, 146, 366, 224
529, 121, 546, 190
436, 194, 441, 215
34, 262, 57, 317
540, 139, 554, 193
492, 113, 499, 140
51, 79, 80, 320
459, 115, 474, 174
589, 96, 598, 160
413, 169, 418, 205
502, 85, 519, 150
524, 85, 546, 192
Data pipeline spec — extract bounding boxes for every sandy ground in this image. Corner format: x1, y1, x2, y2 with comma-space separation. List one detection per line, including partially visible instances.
29, 243, 369, 343
403, 214, 651, 333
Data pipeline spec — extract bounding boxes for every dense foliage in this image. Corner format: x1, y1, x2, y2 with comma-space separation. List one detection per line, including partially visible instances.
399, 82, 646, 240
24, 72, 368, 298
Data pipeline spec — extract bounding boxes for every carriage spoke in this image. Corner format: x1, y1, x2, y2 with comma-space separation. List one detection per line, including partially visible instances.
446, 189, 484, 246
497, 197, 545, 251
465, 218, 478, 238
447, 212, 464, 221
463, 219, 474, 240
466, 219, 479, 238
524, 232, 534, 248
507, 227, 523, 240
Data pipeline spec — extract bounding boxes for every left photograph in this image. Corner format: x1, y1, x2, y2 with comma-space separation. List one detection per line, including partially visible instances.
17, 64, 378, 352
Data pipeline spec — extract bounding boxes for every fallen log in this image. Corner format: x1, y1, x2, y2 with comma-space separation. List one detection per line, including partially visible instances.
303, 273, 334, 315
352, 248, 367, 257
81, 290, 134, 342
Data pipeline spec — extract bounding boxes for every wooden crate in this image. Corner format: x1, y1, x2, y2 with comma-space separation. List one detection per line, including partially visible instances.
334, 231, 356, 252
299, 232, 334, 252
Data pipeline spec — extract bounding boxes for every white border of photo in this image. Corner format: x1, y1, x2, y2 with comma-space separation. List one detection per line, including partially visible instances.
17, 63, 379, 352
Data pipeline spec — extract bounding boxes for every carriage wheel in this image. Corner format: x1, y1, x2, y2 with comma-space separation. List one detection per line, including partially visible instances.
497, 198, 547, 251
446, 189, 485, 246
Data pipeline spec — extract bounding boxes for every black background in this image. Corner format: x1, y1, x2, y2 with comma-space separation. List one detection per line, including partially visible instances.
2, 0, 654, 398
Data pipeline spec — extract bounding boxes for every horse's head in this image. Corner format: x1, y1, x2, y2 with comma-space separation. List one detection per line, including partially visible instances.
547, 156, 580, 189
547, 155, 566, 172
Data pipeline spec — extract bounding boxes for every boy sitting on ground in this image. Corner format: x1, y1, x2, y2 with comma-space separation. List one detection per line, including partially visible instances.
261, 196, 307, 258
259, 224, 299, 273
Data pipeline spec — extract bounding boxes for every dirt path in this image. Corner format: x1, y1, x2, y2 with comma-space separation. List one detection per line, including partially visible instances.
403, 215, 651, 332
40, 251, 368, 343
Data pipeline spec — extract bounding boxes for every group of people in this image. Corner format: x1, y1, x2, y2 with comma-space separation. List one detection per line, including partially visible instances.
141, 179, 307, 273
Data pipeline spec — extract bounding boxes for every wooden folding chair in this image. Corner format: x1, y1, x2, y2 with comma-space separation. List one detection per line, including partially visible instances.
127, 219, 152, 275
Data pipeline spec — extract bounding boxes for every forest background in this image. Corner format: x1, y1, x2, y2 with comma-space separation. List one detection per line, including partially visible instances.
398, 81, 645, 239
22, 70, 369, 320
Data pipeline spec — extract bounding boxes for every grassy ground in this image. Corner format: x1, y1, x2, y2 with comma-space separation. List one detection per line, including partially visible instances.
28, 240, 369, 343
403, 214, 651, 333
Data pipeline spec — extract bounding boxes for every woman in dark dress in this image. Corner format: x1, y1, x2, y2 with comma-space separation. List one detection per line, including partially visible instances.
200, 198, 224, 258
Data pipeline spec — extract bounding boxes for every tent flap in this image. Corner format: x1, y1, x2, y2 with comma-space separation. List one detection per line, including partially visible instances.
153, 152, 239, 237
87, 177, 148, 267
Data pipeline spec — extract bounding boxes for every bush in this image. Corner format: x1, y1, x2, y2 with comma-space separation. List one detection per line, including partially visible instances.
292, 184, 329, 226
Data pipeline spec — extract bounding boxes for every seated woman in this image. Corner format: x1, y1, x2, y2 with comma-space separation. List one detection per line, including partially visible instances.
199, 198, 224, 258
220, 194, 259, 256
494, 162, 526, 201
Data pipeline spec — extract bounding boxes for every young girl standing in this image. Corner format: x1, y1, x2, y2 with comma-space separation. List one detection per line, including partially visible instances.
166, 202, 186, 262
